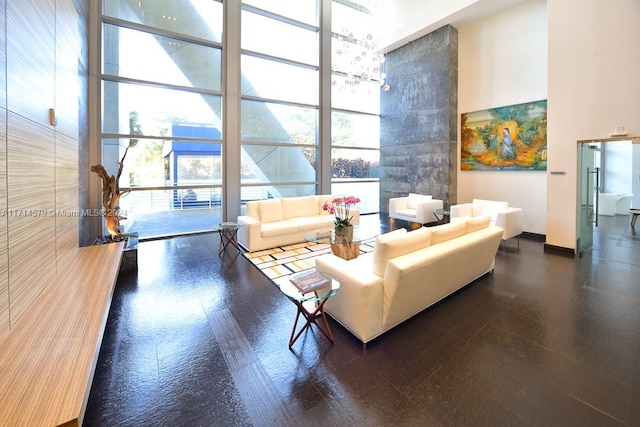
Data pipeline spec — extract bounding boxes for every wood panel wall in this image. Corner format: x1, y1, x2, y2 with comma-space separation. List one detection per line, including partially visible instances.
0, 0, 83, 340
0, 109, 8, 339
0, 0, 9, 339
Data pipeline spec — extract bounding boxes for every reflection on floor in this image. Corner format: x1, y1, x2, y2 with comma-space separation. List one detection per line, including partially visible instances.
84, 214, 640, 426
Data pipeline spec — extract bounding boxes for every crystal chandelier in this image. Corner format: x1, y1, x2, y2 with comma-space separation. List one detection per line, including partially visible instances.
331, 27, 390, 93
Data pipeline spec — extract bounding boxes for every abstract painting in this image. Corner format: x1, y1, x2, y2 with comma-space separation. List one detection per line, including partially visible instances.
461, 99, 547, 170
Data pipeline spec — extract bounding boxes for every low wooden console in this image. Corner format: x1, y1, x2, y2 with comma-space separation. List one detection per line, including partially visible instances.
0, 242, 124, 426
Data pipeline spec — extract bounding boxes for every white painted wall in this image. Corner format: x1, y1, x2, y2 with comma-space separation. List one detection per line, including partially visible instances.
547, 0, 640, 249
379, 0, 531, 51
382, 0, 640, 249
457, 0, 548, 235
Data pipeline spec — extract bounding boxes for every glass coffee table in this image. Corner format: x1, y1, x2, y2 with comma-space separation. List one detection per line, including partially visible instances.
433, 209, 450, 225
304, 225, 378, 260
278, 271, 340, 348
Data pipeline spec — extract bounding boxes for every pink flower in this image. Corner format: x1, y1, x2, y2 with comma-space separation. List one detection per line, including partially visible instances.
323, 196, 360, 227
322, 201, 335, 214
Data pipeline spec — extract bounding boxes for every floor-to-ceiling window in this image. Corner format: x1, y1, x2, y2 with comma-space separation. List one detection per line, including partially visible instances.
101, 0, 225, 238
330, 0, 381, 214
239, 0, 320, 202
98, 0, 380, 238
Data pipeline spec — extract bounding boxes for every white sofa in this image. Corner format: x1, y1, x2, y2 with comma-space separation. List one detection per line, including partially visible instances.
315, 216, 503, 343
450, 199, 523, 249
388, 193, 444, 224
237, 195, 360, 252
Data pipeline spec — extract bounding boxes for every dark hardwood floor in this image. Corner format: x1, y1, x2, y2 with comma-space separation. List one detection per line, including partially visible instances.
84, 213, 640, 426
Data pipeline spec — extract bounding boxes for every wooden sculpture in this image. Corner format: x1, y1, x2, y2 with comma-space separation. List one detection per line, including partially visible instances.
91, 145, 132, 237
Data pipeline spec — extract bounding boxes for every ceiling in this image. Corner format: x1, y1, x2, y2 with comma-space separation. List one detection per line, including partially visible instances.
376, 0, 533, 51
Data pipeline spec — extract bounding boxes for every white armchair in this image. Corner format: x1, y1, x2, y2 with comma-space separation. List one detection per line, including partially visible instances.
389, 193, 444, 224
450, 199, 523, 251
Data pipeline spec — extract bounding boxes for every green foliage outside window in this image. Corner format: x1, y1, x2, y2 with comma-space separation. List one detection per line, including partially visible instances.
331, 157, 379, 179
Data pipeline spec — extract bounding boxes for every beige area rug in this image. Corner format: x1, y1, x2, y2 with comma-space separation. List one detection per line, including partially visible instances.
244, 239, 376, 287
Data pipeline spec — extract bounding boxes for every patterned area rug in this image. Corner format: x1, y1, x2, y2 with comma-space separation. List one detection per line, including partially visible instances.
244, 239, 376, 287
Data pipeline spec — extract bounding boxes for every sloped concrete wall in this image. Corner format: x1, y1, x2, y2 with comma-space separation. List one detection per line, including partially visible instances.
380, 25, 458, 215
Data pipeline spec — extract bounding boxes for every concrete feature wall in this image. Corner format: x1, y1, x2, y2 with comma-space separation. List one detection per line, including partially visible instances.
380, 25, 458, 214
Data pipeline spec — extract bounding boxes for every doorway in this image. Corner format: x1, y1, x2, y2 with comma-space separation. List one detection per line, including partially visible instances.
577, 137, 638, 256
577, 141, 599, 255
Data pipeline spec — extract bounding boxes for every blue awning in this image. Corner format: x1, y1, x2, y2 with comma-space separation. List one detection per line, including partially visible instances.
164, 123, 222, 157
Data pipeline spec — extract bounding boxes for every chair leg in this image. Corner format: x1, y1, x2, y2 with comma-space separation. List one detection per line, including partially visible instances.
501, 235, 521, 254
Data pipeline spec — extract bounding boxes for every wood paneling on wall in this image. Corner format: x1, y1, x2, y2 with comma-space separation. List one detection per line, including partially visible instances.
0, 0, 6, 108
6, 0, 55, 128
0, 109, 8, 339
56, 132, 79, 268
0, 0, 84, 337
7, 113, 57, 325
55, 0, 80, 139
0, 0, 8, 341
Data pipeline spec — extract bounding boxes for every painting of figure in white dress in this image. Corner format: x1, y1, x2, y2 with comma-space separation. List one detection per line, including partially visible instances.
461, 99, 547, 171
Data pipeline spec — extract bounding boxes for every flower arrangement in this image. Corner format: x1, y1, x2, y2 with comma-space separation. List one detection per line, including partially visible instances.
322, 196, 361, 228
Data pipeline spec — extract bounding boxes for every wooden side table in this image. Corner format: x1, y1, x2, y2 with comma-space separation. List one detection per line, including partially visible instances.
214, 222, 241, 255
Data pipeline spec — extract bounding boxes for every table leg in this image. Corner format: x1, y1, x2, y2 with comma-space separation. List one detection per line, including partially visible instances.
218, 228, 240, 255
433, 212, 449, 225
288, 298, 334, 348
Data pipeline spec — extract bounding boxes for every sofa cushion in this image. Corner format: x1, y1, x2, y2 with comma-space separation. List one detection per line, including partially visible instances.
246, 200, 261, 220
466, 215, 491, 234
431, 221, 466, 245
371, 229, 407, 277
395, 209, 417, 218
407, 193, 432, 209
288, 215, 331, 232
259, 199, 284, 223
377, 228, 408, 243
282, 196, 316, 219
372, 227, 431, 277
260, 220, 296, 238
